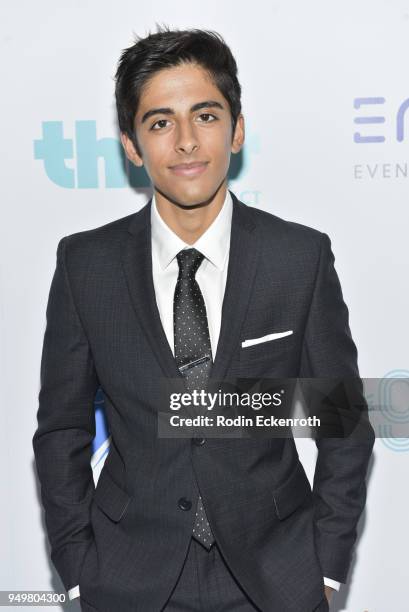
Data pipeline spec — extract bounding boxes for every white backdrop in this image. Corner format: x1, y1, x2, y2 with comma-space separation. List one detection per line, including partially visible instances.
1, 1, 408, 610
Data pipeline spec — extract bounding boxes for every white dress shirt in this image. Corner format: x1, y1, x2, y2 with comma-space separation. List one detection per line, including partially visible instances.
151, 188, 232, 359
68, 189, 340, 599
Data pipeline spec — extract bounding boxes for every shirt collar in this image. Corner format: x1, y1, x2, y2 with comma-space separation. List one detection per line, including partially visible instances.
151, 189, 233, 271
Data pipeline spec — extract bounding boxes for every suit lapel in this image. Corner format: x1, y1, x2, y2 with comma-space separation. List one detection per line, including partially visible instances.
120, 190, 261, 382
120, 199, 183, 380
209, 191, 260, 382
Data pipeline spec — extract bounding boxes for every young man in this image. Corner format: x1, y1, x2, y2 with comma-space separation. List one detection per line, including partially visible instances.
33, 27, 374, 611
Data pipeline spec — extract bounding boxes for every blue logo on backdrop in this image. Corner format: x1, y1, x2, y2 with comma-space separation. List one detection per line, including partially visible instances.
353, 97, 409, 180
33, 120, 141, 189
377, 370, 409, 452
353, 97, 409, 143
92, 388, 110, 468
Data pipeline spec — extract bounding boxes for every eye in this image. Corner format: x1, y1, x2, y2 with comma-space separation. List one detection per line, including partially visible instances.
150, 119, 170, 131
197, 113, 217, 123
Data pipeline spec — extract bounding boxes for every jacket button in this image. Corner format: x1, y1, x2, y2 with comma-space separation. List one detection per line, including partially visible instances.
178, 497, 192, 511
192, 437, 206, 446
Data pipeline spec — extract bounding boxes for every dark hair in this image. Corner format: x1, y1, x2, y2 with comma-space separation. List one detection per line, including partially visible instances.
114, 24, 242, 156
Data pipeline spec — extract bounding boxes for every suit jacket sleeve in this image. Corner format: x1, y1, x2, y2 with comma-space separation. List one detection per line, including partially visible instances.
299, 232, 375, 583
32, 237, 99, 591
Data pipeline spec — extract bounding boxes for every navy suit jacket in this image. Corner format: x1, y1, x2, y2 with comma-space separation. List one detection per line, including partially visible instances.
33, 191, 374, 611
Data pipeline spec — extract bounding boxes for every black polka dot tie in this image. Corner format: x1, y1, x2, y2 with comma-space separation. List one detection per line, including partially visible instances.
174, 248, 215, 550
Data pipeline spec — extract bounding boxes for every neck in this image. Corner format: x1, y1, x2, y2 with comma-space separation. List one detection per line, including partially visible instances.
154, 182, 227, 245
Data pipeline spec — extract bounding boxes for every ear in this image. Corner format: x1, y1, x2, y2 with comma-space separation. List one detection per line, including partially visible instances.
120, 132, 144, 167
231, 114, 245, 154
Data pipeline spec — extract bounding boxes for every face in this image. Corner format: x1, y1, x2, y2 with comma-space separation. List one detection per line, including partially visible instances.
121, 62, 244, 207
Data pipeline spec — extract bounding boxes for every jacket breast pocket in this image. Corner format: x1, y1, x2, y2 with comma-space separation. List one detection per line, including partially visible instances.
93, 467, 132, 523
239, 331, 297, 364
273, 461, 312, 520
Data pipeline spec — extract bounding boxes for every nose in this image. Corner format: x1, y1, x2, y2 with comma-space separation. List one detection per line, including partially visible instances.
174, 120, 199, 155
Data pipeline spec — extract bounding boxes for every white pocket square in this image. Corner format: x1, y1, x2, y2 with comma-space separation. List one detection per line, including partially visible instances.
241, 330, 293, 348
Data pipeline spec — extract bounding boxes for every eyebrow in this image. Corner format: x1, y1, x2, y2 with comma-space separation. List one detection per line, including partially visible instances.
140, 100, 224, 124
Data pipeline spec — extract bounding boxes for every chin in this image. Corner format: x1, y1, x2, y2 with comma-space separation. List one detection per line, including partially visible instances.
159, 184, 220, 208
179, 193, 217, 208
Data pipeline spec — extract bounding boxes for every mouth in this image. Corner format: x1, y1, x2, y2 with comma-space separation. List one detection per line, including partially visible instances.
168, 161, 209, 177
